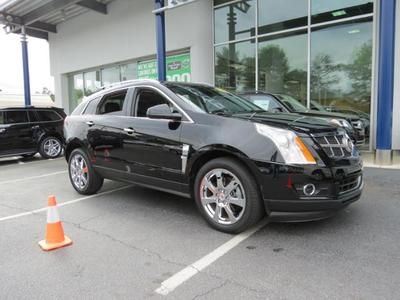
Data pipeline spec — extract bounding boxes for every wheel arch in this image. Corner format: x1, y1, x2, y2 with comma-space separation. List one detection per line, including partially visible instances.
65, 139, 85, 161
188, 145, 266, 210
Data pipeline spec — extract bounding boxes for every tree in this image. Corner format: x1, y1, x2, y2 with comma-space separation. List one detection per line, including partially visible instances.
258, 45, 289, 93
311, 54, 339, 104
42, 87, 55, 102
346, 41, 372, 101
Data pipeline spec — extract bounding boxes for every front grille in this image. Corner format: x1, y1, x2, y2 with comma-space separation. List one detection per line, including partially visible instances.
339, 175, 362, 194
313, 133, 352, 158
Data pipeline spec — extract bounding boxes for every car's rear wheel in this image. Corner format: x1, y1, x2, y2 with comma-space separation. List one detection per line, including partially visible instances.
39, 136, 63, 159
68, 148, 103, 195
194, 157, 265, 234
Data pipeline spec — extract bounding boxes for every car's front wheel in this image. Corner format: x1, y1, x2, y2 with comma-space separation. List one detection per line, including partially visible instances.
68, 148, 104, 195
194, 157, 265, 234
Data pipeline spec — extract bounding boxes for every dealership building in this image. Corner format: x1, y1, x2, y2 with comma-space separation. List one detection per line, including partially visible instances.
0, 0, 399, 164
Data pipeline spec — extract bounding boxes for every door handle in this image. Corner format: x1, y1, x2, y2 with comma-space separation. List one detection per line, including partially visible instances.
86, 121, 95, 127
32, 125, 40, 129
123, 127, 135, 134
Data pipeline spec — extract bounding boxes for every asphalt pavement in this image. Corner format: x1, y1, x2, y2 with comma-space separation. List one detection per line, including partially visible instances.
0, 156, 399, 299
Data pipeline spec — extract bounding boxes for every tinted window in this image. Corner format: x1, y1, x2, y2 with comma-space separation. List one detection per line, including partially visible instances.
28, 111, 38, 122
36, 110, 61, 122
5, 111, 28, 124
84, 97, 101, 115
0, 111, 4, 124
98, 90, 127, 115
136, 90, 169, 117
71, 100, 87, 115
247, 95, 283, 112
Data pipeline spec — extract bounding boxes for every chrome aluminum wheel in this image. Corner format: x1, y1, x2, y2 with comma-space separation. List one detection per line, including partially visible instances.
70, 154, 89, 190
43, 138, 61, 158
200, 168, 246, 225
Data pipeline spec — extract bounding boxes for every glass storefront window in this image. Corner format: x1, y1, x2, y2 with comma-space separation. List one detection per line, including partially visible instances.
84, 71, 101, 96
311, 19, 372, 147
121, 63, 137, 81
101, 66, 121, 87
258, 31, 307, 102
215, 39, 256, 92
214, 0, 255, 44
68, 73, 84, 111
258, 0, 307, 35
312, 0, 373, 24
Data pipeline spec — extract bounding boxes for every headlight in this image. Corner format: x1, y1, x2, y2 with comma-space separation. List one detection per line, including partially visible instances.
330, 118, 352, 129
255, 123, 316, 165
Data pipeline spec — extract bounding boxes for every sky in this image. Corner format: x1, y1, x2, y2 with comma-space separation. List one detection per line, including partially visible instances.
0, 30, 54, 94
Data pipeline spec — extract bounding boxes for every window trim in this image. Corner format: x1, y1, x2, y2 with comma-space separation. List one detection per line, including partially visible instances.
96, 88, 129, 115
131, 85, 194, 123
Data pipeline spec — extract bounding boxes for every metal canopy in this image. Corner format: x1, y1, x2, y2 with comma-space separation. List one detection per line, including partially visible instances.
0, 0, 112, 40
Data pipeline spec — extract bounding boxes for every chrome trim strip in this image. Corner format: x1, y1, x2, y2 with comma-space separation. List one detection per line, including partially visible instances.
181, 144, 190, 174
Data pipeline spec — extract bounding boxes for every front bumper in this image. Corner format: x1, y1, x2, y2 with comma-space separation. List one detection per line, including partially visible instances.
252, 160, 363, 222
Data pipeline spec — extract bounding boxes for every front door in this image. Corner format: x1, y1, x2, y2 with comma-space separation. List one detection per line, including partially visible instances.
120, 87, 185, 191
0, 110, 34, 156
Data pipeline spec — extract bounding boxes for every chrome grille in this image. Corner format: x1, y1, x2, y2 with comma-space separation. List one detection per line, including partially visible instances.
313, 133, 352, 158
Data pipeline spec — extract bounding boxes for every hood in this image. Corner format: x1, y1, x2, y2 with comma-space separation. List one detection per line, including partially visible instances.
298, 110, 360, 122
232, 112, 339, 134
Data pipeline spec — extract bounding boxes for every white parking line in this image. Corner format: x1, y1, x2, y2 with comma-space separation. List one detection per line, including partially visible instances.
155, 218, 269, 296
0, 184, 133, 222
0, 171, 68, 185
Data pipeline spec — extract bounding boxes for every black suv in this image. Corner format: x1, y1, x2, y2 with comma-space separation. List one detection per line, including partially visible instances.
240, 92, 366, 145
64, 80, 363, 233
0, 107, 66, 159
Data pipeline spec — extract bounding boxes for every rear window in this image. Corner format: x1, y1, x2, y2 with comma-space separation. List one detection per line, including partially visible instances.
36, 110, 62, 122
5, 111, 29, 124
83, 97, 101, 115
98, 90, 127, 115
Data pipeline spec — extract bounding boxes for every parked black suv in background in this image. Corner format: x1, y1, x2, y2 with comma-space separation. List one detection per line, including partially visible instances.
0, 107, 66, 159
64, 80, 363, 233
240, 92, 366, 145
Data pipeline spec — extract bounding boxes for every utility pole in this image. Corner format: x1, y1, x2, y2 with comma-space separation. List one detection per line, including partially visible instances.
21, 26, 31, 106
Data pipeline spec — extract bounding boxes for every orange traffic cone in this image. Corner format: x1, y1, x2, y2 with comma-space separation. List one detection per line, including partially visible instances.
38, 196, 73, 251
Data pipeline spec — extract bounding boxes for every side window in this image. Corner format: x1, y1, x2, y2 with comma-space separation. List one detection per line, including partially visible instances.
5, 111, 28, 124
36, 110, 62, 122
135, 89, 170, 117
98, 90, 127, 115
83, 97, 101, 115
0, 111, 4, 124
28, 111, 38, 122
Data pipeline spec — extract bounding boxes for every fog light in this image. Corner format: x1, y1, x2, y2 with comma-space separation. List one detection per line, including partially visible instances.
303, 184, 316, 196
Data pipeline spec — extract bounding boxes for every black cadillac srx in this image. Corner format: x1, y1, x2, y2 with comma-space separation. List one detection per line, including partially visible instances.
64, 80, 363, 233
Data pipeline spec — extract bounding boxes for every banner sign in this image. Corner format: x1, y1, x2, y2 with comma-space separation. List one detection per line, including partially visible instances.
137, 53, 191, 82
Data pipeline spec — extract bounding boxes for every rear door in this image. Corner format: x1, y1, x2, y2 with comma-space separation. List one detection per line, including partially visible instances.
85, 89, 131, 173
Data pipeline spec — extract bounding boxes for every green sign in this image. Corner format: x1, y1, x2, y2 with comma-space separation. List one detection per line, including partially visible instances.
137, 53, 191, 82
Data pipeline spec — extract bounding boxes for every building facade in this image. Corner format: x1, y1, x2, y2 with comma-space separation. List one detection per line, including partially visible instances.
47, 0, 400, 163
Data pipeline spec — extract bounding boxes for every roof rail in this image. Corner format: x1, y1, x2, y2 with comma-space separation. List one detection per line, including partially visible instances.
99, 79, 159, 90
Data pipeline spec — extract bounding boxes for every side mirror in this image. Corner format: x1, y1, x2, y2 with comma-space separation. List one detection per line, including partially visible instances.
147, 104, 182, 121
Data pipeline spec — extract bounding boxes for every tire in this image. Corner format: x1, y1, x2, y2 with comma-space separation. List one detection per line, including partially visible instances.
39, 136, 63, 159
194, 157, 265, 234
68, 148, 104, 195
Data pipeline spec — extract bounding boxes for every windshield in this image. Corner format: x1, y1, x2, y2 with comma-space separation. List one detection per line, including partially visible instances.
166, 84, 263, 115
275, 94, 308, 113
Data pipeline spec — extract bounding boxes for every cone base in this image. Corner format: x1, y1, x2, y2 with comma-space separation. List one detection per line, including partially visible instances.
38, 236, 73, 251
